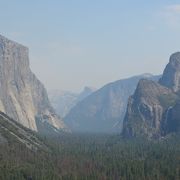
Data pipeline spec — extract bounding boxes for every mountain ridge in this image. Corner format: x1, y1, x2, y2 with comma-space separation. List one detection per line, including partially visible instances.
49, 86, 95, 118
64, 74, 161, 133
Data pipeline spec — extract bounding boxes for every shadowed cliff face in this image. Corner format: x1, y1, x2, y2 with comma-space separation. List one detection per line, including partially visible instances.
123, 79, 177, 138
0, 35, 66, 131
162, 101, 180, 134
123, 53, 180, 138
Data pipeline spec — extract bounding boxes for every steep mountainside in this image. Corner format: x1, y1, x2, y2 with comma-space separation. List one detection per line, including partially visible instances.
123, 52, 180, 138
0, 35, 66, 131
64, 74, 160, 133
0, 111, 47, 151
49, 87, 95, 118
122, 79, 177, 138
159, 52, 180, 92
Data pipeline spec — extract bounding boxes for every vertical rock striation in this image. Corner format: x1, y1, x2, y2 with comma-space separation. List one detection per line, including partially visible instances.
122, 79, 177, 138
123, 52, 180, 138
0, 35, 66, 131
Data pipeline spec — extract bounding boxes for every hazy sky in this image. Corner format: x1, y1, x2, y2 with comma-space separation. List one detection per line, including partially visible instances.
0, 0, 180, 92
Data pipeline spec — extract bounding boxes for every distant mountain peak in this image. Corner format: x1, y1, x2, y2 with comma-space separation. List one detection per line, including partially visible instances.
48, 87, 96, 118
170, 52, 180, 64
141, 73, 154, 77
64, 74, 160, 133
83, 86, 96, 91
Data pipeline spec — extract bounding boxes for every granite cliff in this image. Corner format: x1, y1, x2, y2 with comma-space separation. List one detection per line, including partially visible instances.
159, 52, 180, 92
123, 52, 180, 138
0, 35, 66, 131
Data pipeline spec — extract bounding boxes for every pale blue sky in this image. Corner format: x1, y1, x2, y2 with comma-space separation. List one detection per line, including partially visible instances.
0, 0, 180, 92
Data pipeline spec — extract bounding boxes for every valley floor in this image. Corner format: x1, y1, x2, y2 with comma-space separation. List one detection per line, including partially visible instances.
0, 133, 180, 180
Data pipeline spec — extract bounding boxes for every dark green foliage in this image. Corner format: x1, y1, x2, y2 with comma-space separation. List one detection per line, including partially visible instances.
0, 132, 180, 180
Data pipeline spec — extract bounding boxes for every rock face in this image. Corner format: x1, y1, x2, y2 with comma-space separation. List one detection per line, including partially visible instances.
48, 87, 95, 118
123, 79, 177, 138
0, 35, 66, 131
159, 52, 180, 92
123, 52, 180, 138
162, 101, 180, 134
64, 74, 160, 133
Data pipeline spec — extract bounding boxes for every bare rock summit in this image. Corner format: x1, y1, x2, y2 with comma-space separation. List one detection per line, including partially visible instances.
159, 52, 180, 92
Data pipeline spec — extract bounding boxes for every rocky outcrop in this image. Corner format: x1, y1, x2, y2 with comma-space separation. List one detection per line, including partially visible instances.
0, 35, 66, 131
159, 52, 180, 92
123, 53, 180, 138
64, 74, 160, 133
122, 79, 177, 138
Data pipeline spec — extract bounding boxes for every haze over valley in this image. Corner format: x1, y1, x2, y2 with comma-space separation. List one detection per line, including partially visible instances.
0, 1, 180, 179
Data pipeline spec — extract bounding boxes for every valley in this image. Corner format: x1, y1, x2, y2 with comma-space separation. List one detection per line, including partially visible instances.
0, 131, 180, 179
0, 7, 180, 178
